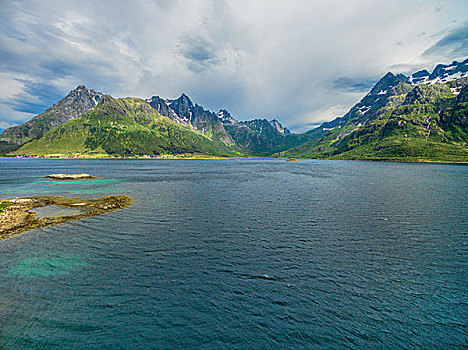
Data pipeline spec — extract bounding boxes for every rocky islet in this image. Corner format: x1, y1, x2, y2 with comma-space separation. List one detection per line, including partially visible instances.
0, 195, 132, 240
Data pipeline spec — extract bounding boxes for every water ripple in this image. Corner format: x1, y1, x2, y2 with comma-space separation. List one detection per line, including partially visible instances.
0, 158, 467, 349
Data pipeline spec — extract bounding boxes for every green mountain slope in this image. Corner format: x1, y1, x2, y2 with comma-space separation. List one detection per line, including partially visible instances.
0, 141, 21, 155
223, 119, 289, 156
279, 74, 468, 162
14, 96, 242, 158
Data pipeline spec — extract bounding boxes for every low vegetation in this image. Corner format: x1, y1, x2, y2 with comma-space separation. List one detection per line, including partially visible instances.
0, 201, 11, 214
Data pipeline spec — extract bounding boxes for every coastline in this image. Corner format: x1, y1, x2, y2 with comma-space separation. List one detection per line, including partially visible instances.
0, 195, 133, 240
1, 155, 467, 164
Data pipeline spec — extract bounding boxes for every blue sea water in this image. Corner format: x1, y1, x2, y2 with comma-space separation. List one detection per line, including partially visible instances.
0, 158, 467, 349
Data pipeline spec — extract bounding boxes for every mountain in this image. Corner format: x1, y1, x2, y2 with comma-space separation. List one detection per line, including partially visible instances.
1, 85, 295, 157
14, 96, 241, 158
147, 94, 234, 145
2, 58, 467, 161
409, 59, 468, 85
146, 94, 295, 155
280, 58, 468, 162
221, 112, 294, 156
0, 85, 104, 144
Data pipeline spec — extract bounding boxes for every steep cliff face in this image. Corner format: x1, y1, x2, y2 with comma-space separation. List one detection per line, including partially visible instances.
146, 93, 291, 152
0, 86, 104, 144
223, 118, 292, 156
146, 94, 234, 145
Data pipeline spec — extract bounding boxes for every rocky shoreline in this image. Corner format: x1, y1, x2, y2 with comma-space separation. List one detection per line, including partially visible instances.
0, 195, 132, 240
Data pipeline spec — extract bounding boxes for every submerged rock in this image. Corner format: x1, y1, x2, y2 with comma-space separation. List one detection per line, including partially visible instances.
0, 195, 132, 240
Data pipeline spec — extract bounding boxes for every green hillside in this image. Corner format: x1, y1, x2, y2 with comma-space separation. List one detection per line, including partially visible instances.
279, 79, 468, 162
14, 96, 242, 158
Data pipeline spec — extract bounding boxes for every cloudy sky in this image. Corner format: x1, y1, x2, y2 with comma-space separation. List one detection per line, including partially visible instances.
0, 0, 467, 132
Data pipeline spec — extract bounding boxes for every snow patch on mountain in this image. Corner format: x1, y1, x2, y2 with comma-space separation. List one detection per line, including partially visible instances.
409, 59, 468, 86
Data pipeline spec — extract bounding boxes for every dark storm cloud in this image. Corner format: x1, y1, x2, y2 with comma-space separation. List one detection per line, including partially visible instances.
4, 81, 64, 115
332, 76, 379, 93
179, 35, 221, 72
0, 0, 467, 132
39, 60, 81, 77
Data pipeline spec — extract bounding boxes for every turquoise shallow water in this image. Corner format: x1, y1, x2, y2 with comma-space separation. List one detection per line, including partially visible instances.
0, 158, 467, 349
8, 256, 88, 277
2, 177, 120, 196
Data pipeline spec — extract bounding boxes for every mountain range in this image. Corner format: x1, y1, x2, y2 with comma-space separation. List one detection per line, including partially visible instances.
1, 58, 467, 162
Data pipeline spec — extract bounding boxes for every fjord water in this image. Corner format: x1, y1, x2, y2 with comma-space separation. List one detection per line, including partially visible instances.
0, 159, 467, 349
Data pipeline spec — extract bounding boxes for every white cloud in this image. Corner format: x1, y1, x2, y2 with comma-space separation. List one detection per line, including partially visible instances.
0, 73, 27, 99
0, 0, 467, 131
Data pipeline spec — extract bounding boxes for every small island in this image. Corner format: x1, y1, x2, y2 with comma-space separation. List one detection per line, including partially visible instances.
44, 173, 98, 180
0, 195, 132, 240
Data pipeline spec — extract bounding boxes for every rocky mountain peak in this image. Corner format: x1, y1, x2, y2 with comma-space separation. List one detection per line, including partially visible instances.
409, 58, 468, 85
217, 109, 237, 125
413, 69, 430, 77
410, 69, 430, 84
147, 95, 188, 125
0, 85, 105, 144
65, 85, 104, 106
429, 64, 447, 80
370, 72, 409, 95
269, 119, 291, 135
177, 93, 193, 106
166, 93, 195, 123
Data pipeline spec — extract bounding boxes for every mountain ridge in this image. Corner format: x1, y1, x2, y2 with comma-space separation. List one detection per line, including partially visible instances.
1, 87, 292, 157
279, 58, 468, 162
14, 95, 242, 158
1, 58, 467, 161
